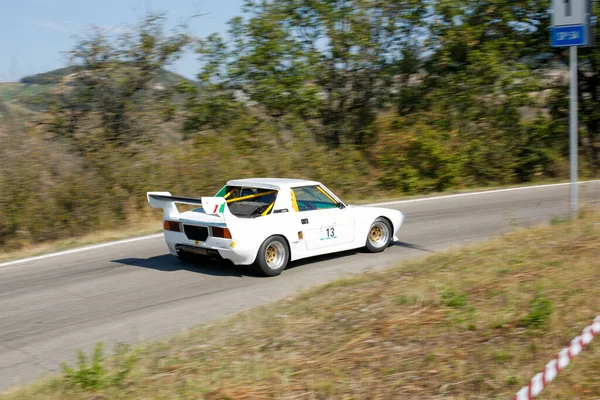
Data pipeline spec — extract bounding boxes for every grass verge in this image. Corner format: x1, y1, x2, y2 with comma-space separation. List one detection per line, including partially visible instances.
3, 211, 599, 399
0, 219, 161, 264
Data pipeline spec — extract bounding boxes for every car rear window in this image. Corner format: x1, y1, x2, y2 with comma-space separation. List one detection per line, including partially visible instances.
219, 186, 278, 218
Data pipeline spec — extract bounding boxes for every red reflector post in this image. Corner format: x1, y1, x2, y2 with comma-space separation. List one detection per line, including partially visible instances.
164, 220, 181, 232
212, 227, 232, 239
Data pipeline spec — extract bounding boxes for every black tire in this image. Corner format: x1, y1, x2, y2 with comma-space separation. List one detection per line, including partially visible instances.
365, 217, 393, 253
253, 235, 289, 277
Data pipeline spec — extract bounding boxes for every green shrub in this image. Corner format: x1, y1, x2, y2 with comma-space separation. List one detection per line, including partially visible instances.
439, 287, 468, 308
520, 291, 553, 329
60, 343, 138, 390
61, 343, 107, 390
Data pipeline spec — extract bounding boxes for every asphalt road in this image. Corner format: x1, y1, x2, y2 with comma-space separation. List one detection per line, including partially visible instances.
1, 182, 599, 391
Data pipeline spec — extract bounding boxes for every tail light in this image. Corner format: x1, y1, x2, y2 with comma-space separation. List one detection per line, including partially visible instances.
212, 227, 232, 239
164, 220, 181, 232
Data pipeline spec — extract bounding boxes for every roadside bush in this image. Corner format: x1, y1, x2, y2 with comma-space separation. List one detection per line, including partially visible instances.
439, 286, 468, 308
374, 118, 460, 193
61, 343, 138, 390
520, 291, 553, 329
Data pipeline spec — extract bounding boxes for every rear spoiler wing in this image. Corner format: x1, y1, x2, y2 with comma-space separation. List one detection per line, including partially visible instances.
147, 191, 228, 219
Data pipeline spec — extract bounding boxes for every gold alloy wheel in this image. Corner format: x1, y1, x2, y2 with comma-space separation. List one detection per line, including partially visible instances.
264, 240, 286, 270
368, 220, 390, 248
370, 226, 382, 242
266, 246, 276, 263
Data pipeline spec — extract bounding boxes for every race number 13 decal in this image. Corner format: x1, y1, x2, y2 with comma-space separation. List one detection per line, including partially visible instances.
321, 226, 337, 240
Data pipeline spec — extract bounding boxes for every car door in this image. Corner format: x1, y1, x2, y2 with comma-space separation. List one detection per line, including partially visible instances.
292, 186, 355, 250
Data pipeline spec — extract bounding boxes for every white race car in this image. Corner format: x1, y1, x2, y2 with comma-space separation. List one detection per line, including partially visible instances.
147, 178, 404, 276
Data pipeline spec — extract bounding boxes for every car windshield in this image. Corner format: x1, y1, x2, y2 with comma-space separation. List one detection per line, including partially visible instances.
216, 186, 278, 218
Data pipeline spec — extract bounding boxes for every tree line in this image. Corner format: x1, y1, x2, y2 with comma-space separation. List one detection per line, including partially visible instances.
1, 0, 599, 248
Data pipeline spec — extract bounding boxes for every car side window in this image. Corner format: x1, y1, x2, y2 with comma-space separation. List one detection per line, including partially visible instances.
292, 186, 338, 212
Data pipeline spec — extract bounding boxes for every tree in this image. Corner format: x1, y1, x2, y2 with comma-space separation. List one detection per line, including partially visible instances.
178, 33, 244, 135
194, 0, 426, 147
48, 14, 190, 148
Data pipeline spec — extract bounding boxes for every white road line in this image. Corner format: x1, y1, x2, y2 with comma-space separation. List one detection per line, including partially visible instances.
0, 234, 163, 268
1, 180, 598, 268
367, 180, 599, 207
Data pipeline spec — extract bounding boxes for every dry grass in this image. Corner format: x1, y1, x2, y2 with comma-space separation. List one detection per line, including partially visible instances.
2, 211, 600, 400
0, 218, 161, 263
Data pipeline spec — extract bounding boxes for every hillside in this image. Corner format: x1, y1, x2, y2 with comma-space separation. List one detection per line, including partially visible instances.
0, 82, 51, 107
0, 67, 196, 112
2, 211, 598, 399
19, 67, 79, 85
18, 66, 193, 87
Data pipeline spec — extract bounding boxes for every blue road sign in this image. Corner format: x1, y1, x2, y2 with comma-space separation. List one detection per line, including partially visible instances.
551, 24, 587, 47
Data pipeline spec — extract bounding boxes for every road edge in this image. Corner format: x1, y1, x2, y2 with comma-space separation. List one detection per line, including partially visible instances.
1, 180, 598, 268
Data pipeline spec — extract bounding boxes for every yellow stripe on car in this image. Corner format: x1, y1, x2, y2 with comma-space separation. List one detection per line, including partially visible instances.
290, 189, 299, 212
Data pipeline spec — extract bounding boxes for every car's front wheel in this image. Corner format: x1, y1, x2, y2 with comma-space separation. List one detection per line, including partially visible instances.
253, 235, 289, 276
365, 217, 393, 253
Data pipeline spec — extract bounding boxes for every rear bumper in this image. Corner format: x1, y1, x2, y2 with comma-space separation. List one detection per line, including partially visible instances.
163, 230, 256, 265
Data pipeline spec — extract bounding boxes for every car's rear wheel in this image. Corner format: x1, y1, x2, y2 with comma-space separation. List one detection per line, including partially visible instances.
253, 235, 289, 276
365, 217, 392, 253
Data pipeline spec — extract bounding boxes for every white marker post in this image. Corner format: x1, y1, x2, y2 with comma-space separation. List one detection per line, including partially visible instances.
550, 0, 594, 218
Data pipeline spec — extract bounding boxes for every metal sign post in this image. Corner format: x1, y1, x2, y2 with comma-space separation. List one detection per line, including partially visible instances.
550, 0, 594, 218
569, 45, 578, 217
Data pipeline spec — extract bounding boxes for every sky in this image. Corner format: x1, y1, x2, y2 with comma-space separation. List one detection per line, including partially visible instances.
0, 0, 245, 82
